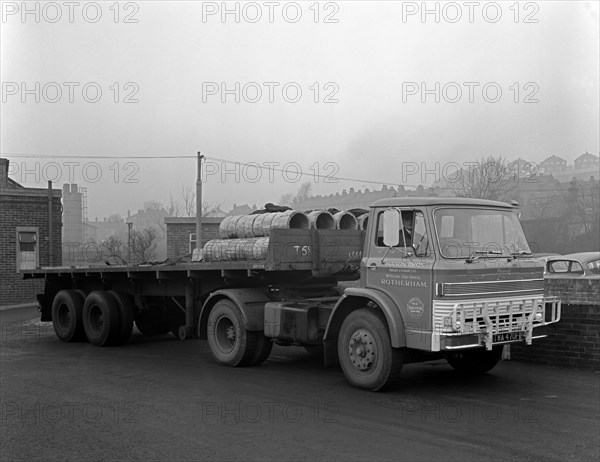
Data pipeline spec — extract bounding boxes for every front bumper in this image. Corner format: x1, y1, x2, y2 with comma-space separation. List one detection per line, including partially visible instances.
431, 296, 561, 352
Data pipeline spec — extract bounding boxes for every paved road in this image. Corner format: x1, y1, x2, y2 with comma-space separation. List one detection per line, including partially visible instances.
1, 310, 598, 462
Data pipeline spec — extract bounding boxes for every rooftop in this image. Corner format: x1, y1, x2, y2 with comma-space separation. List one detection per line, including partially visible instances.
371, 197, 514, 208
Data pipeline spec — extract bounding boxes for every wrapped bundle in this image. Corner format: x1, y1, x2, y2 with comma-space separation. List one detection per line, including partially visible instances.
203, 237, 270, 261
203, 239, 229, 261
235, 214, 259, 238
252, 237, 270, 260
218, 215, 243, 239
260, 213, 277, 237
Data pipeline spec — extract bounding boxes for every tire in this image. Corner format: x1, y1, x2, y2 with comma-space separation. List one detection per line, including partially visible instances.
249, 334, 273, 366
83, 291, 121, 347
337, 308, 404, 391
51, 290, 86, 342
207, 299, 257, 367
107, 291, 134, 345
135, 310, 169, 335
446, 346, 503, 374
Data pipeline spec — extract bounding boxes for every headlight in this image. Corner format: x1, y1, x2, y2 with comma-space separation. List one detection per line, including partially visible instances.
443, 316, 462, 332
534, 304, 544, 322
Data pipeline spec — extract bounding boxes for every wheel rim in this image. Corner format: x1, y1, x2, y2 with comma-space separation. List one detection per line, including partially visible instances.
348, 328, 377, 372
214, 315, 236, 353
88, 305, 104, 333
57, 303, 71, 329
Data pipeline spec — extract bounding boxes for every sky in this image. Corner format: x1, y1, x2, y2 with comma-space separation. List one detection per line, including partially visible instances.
1, 0, 599, 219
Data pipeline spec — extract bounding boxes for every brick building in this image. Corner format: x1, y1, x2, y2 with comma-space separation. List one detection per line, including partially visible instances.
165, 217, 222, 259
0, 158, 62, 306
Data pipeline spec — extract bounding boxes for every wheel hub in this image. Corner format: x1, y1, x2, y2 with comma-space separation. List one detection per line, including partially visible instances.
58, 305, 70, 326
348, 329, 376, 371
215, 316, 237, 353
226, 325, 236, 342
90, 306, 103, 331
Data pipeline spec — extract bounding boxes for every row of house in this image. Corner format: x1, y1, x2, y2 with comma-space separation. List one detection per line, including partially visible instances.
539, 152, 599, 173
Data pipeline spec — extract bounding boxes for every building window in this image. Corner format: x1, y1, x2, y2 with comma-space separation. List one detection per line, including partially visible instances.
189, 233, 197, 253
16, 227, 39, 271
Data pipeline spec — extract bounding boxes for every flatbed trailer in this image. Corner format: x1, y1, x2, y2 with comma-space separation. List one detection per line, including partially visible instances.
26, 228, 364, 353
24, 197, 561, 391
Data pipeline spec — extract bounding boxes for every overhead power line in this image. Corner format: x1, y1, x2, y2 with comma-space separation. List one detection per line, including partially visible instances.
1, 152, 421, 188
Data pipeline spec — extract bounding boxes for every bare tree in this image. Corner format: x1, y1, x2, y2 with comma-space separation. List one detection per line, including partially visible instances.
178, 186, 223, 217
448, 156, 516, 201
100, 235, 128, 265
182, 185, 196, 217
130, 227, 158, 263
166, 192, 182, 217
165, 187, 223, 217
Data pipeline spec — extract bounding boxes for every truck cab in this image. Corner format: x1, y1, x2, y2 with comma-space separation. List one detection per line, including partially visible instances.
325, 197, 561, 390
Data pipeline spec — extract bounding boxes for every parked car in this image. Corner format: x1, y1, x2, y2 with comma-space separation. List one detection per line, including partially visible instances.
532, 253, 561, 275
545, 252, 600, 279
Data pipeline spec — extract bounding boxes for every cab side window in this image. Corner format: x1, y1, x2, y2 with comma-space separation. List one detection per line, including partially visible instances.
375, 209, 429, 256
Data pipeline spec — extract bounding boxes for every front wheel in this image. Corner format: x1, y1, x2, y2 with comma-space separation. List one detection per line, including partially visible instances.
337, 309, 404, 391
207, 299, 257, 367
249, 334, 273, 366
446, 346, 503, 374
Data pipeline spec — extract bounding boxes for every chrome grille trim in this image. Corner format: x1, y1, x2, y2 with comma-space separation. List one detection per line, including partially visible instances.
441, 278, 543, 296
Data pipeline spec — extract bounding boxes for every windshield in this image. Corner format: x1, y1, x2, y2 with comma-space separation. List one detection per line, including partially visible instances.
434, 208, 531, 259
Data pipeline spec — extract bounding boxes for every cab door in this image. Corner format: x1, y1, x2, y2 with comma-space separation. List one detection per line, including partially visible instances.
364, 208, 435, 349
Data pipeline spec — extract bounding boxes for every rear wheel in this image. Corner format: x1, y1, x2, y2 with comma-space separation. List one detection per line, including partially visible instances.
51, 290, 86, 342
107, 291, 134, 345
446, 346, 503, 374
338, 309, 404, 391
83, 291, 120, 346
207, 299, 257, 367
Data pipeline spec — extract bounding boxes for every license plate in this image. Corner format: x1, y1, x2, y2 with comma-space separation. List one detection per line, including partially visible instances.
492, 331, 524, 343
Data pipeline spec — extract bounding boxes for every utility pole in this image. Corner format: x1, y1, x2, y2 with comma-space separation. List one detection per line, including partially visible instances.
196, 152, 205, 251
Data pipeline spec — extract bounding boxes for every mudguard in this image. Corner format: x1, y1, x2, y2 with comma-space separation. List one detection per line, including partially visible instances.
198, 288, 270, 338
322, 287, 406, 366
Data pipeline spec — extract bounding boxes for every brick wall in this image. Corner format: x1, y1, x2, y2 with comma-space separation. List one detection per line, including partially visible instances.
0, 188, 63, 306
165, 217, 222, 259
511, 278, 600, 371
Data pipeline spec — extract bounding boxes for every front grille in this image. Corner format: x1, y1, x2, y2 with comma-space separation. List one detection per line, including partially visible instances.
442, 279, 543, 296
